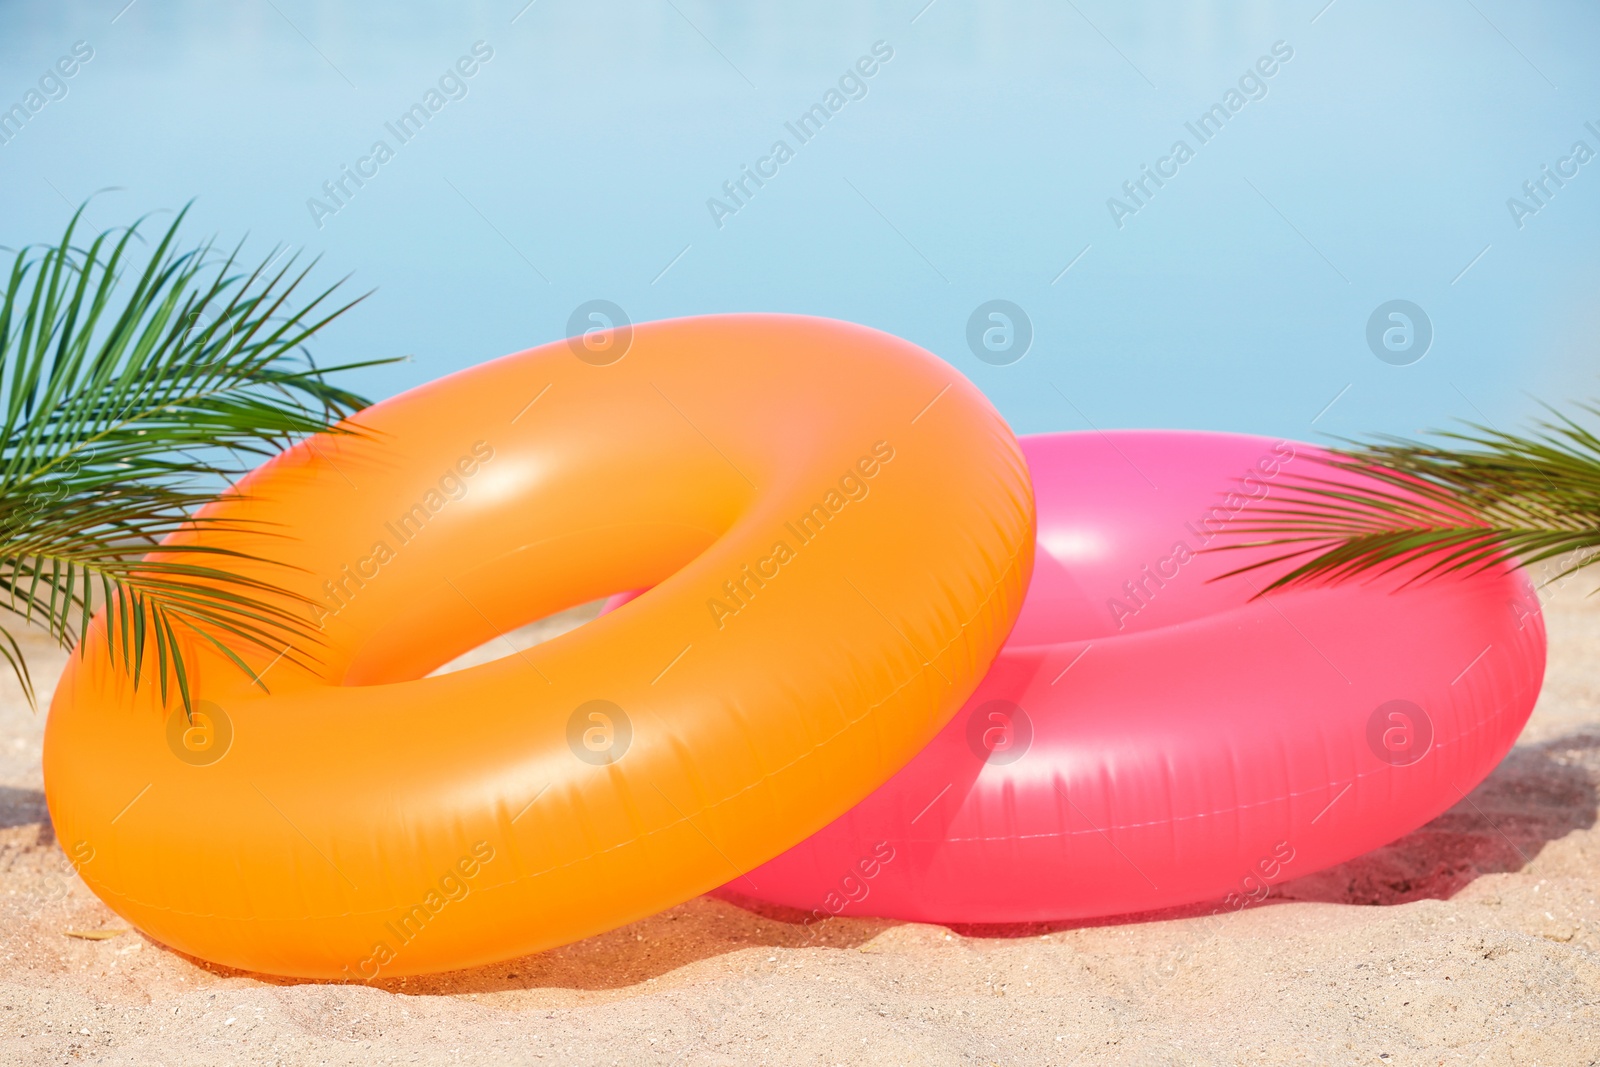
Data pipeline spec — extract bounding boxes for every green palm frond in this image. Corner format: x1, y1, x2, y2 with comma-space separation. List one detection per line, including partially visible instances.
0, 203, 392, 711
1217, 402, 1600, 594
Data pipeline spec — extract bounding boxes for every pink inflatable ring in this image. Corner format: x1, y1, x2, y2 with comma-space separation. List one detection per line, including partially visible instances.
723, 431, 1547, 924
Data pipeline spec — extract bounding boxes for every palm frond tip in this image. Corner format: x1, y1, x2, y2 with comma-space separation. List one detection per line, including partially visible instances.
0, 203, 393, 711
1217, 404, 1600, 595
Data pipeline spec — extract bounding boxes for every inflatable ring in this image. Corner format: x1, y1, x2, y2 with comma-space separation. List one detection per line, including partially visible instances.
726, 431, 1546, 924
43, 314, 1035, 978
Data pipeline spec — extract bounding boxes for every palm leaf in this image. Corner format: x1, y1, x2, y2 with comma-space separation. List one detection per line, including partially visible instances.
1216, 402, 1600, 595
0, 203, 392, 711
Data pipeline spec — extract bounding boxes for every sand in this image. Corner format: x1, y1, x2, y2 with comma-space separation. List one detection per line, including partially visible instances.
2, 591, 1598, 1066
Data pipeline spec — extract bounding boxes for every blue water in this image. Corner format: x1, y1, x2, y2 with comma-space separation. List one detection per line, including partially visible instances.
2, 1, 1597, 443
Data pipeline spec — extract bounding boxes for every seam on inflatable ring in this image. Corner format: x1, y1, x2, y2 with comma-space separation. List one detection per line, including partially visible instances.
1005, 572, 1538, 652
925, 655, 1537, 844
477, 538, 1031, 901
82, 530, 1033, 926
615, 537, 1032, 818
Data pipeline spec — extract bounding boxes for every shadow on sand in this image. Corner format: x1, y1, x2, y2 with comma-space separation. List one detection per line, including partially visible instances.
0, 785, 48, 835
87, 730, 1600, 994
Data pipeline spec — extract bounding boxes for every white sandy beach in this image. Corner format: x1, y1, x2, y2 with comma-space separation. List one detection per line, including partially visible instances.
1, 589, 1597, 1066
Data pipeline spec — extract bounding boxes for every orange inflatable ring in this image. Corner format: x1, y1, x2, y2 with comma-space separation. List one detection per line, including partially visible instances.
43, 313, 1034, 979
